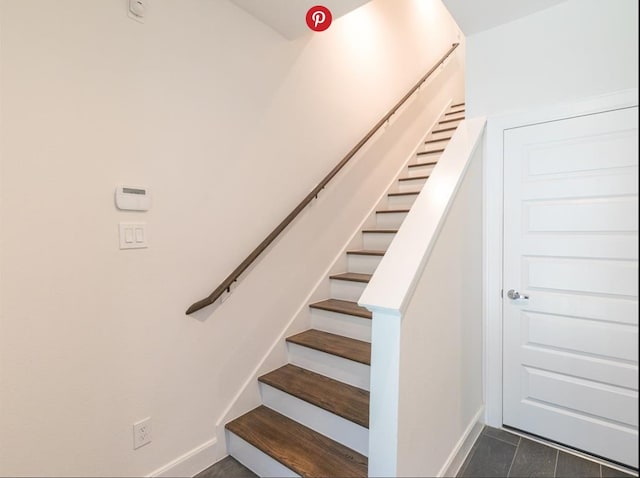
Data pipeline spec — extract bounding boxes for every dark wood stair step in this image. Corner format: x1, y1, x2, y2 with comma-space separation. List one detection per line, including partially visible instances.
388, 191, 419, 197
362, 228, 398, 233
376, 208, 410, 214
432, 125, 458, 134
329, 272, 372, 283
409, 160, 437, 168
425, 136, 452, 144
287, 330, 371, 365
399, 175, 429, 182
439, 116, 465, 124
309, 298, 372, 319
417, 148, 445, 155
226, 406, 368, 478
346, 249, 385, 257
446, 109, 465, 116
451, 101, 465, 108
259, 365, 370, 428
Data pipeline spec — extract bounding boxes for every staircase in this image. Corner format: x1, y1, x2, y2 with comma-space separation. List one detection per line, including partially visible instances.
224, 102, 466, 477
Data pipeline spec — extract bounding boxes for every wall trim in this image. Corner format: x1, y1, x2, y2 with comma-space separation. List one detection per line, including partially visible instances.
147, 438, 218, 478
439, 407, 485, 477
482, 88, 639, 427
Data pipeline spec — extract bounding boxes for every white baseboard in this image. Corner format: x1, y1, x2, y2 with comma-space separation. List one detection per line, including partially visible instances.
147, 438, 218, 478
439, 406, 485, 477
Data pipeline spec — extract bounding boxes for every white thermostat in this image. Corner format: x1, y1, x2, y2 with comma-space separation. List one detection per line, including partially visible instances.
116, 185, 151, 211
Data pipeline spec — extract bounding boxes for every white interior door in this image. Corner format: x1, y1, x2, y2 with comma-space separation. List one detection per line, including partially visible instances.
502, 106, 639, 468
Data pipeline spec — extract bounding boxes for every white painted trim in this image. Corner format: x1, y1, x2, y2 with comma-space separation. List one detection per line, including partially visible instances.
367, 309, 402, 477
481, 88, 639, 428
439, 406, 485, 478
360, 117, 487, 314
147, 438, 218, 478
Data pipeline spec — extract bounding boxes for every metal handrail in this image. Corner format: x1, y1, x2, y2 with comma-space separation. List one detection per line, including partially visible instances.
186, 43, 459, 314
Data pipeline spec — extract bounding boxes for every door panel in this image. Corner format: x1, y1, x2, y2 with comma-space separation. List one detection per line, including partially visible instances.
524, 256, 637, 296
525, 312, 637, 362
503, 107, 639, 468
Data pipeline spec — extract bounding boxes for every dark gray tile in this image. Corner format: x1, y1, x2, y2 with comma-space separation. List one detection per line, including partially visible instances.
195, 456, 257, 478
458, 434, 518, 477
509, 438, 557, 477
601, 464, 636, 478
482, 426, 521, 446
555, 451, 599, 477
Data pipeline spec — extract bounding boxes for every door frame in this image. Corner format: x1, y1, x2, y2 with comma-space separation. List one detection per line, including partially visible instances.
482, 88, 639, 428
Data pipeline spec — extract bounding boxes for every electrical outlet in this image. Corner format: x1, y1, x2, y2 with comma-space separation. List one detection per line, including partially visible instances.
133, 417, 152, 449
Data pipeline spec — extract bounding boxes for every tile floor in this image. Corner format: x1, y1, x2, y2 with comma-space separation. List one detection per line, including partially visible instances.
195, 456, 257, 478
458, 427, 636, 478
195, 426, 637, 478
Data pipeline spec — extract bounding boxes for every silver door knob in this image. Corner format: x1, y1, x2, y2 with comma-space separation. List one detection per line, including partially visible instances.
507, 289, 529, 300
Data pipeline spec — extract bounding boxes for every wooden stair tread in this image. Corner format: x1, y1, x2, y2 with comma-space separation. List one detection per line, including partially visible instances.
388, 191, 419, 197
346, 249, 385, 256
287, 330, 371, 365
361, 228, 398, 234
451, 101, 465, 107
309, 298, 372, 319
226, 406, 368, 477
399, 175, 429, 181
376, 208, 410, 214
432, 126, 458, 134
425, 136, 452, 144
329, 272, 372, 283
446, 109, 465, 115
417, 148, 445, 155
409, 160, 437, 168
259, 365, 370, 428
439, 116, 465, 124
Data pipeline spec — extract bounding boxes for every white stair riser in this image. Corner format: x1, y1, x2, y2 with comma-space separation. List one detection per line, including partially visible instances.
310, 308, 372, 343
414, 152, 440, 164
375, 211, 408, 229
398, 177, 427, 192
287, 342, 370, 390
362, 231, 396, 250
406, 164, 435, 178
423, 139, 450, 150
426, 130, 453, 141
347, 253, 383, 274
387, 194, 418, 208
259, 383, 369, 457
330, 278, 368, 302
439, 117, 464, 126
227, 430, 299, 478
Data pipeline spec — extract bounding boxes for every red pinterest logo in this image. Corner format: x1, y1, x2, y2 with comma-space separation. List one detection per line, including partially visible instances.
306, 5, 332, 32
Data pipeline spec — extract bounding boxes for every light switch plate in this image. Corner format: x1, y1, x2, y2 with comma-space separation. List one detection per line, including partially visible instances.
119, 223, 148, 249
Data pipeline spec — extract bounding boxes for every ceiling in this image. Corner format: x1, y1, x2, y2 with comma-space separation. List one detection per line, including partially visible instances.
441, 0, 568, 36
230, 0, 570, 41
229, 0, 372, 40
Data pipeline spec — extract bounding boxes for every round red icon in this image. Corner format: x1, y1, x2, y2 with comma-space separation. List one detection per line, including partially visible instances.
306, 5, 332, 32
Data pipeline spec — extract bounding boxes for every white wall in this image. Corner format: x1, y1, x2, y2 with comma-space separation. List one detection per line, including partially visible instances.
0, 0, 462, 476
396, 142, 483, 476
466, 0, 638, 117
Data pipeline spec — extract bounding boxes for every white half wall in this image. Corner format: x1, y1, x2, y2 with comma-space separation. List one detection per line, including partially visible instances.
466, 0, 639, 118
361, 118, 485, 476
395, 130, 484, 477
0, 0, 463, 476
